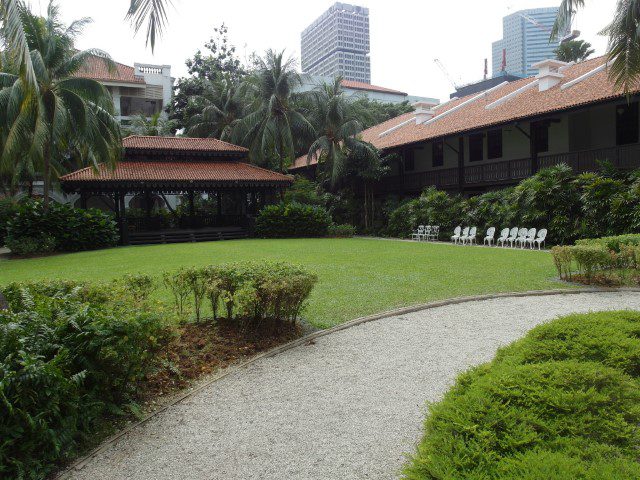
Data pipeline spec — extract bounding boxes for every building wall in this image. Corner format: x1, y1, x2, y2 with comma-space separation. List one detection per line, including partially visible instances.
301, 2, 371, 83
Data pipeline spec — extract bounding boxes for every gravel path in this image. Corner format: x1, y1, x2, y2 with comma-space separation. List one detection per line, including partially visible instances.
66, 292, 640, 480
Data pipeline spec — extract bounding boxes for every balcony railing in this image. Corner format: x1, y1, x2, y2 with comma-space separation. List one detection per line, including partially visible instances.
378, 143, 640, 193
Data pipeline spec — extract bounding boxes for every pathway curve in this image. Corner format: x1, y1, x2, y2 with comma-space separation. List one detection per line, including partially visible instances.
66, 292, 640, 480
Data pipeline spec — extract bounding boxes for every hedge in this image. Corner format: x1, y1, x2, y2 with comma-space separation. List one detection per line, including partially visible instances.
0, 198, 18, 246
255, 202, 331, 238
6, 200, 118, 254
0, 280, 171, 478
403, 311, 640, 479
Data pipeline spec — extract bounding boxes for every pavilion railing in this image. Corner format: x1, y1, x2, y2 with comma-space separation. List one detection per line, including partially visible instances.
127, 214, 248, 232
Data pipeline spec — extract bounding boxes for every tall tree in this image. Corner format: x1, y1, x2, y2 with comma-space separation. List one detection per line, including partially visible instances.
233, 50, 315, 171
554, 39, 595, 63
306, 77, 379, 185
187, 78, 247, 141
553, 0, 640, 94
0, 1, 121, 208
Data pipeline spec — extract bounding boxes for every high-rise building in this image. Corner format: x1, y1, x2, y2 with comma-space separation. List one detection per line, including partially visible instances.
492, 7, 560, 78
301, 2, 371, 83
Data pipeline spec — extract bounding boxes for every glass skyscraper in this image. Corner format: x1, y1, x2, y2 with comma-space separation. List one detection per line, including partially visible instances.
301, 2, 371, 84
492, 7, 561, 78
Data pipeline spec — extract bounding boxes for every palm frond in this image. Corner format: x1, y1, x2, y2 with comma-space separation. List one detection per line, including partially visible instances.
125, 0, 172, 52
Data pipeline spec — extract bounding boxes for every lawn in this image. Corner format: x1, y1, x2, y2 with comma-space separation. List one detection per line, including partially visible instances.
0, 238, 567, 328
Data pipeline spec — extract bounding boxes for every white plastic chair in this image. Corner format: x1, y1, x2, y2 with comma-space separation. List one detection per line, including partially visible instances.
423, 225, 432, 241
519, 228, 536, 249
462, 226, 477, 245
483, 227, 496, 246
412, 225, 425, 241
496, 228, 510, 247
515, 227, 529, 248
507, 227, 520, 248
428, 226, 440, 241
531, 229, 547, 250
451, 226, 463, 244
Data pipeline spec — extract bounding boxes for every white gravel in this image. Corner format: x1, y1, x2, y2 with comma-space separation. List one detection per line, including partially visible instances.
65, 292, 640, 480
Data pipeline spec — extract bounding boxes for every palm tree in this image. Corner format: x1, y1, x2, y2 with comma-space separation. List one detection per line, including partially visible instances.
554, 0, 640, 94
233, 50, 315, 171
187, 78, 246, 141
555, 39, 595, 63
126, 0, 171, 52
0, 1, 121, 209
127, 112, 173, 137
306, 77, 379, 185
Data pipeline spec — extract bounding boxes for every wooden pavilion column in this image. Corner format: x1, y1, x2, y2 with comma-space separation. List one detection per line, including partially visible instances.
117, 192, 129, 245
80, 192, 88, 209
530, 122, 539, 175
458, 136, 465, 193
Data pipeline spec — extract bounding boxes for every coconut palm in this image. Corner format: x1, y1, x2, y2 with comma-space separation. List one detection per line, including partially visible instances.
306, 77, 379, 185
554, 39, 595, 63
0, 1, 121, 208
554, 0, 640, 94
187, 78, 246, 141
126, 0, 171, 52
127, 111, 173, 137
233, 50, 315, 171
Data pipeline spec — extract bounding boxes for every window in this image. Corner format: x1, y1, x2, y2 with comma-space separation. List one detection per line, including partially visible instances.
469, 134, 484, 162
404, 149, 415, 171
532, 122, 549, 153
487, 129, 503, 159
616, 102, 639, 145
432, 141, 444, 167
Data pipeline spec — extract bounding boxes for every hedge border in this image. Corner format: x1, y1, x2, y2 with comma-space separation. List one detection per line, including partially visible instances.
55, 286, 640, 478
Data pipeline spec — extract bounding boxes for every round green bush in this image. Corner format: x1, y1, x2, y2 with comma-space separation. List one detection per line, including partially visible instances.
6, 200, 118, 254
255, 202, 331, 238
328, 224, 356, 238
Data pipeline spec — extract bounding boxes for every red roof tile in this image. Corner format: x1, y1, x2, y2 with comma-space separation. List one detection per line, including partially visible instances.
75, 56, 146, 85
292, 57, 638, 170
60, 161, 292, 185
341, 79, 407, 96
123, 136, 248, 153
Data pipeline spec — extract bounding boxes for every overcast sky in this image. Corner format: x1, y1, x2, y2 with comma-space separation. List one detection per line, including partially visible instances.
51, 0, 618, 101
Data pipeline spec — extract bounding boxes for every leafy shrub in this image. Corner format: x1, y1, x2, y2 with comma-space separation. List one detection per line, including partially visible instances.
120, 273, 157, 304
551, 245, 574, 280
0, 281, 171, 478
571, 245, 612, 283
255, 202, 332, 238
6, 200, 118, 254
284, 176, 325, 206
576, 234, 640, 252
328, 223, 356, 238
163, 269, 192, 320
5, 233, 56, 256
403, 311, 640, 480
0, 198, 18, 246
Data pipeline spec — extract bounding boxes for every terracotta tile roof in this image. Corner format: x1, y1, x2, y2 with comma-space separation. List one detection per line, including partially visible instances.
60, 161, 292, 185
123, 136, 249, 153
75, 56, 146, 85
292, 57, 637, 170
341, 79, 407, 96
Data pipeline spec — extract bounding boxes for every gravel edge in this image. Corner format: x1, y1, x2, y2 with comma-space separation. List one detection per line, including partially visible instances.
54, 286, 640, 478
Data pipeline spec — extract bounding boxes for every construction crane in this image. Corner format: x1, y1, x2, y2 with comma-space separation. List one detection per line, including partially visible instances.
434, 58, 460, 89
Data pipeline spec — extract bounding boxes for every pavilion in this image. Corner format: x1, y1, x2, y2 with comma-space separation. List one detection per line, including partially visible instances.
60, 136, 293, 245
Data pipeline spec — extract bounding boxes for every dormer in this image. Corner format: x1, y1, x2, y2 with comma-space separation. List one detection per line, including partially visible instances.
413, 100, 439, 125
532, 59, 569, 92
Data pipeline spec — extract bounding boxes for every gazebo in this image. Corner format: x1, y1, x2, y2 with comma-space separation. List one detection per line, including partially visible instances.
60, 136, 293, 245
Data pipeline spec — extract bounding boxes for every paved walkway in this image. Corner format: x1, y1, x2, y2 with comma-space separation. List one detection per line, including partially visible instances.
65, 292, 640, 480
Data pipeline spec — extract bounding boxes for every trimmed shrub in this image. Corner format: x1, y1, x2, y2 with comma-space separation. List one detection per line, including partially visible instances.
328, 223, 356, 238
0, 198, 18, 246
551, 245, 574, 280
5, 233, 56, 256
6, 200, 118, 254
0, 280, 171, 479
576, 234, 640, 252
255, 202, 331, 238
403, 311, 640, 480
571, 245, 612, 283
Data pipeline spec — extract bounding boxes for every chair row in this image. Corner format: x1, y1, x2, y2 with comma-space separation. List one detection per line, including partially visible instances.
452, 226, 548, 249
411, 225, 440, 242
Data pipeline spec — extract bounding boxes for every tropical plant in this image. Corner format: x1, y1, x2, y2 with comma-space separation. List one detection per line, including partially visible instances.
125, 0, 171, 51
125, 111, 173, 137
554, 39, 595, 62
186, 77, 247, 141
305, 77, 380, 186
0, 1, 121, 209
554, 0, 640, 94
233, 50, 315, 171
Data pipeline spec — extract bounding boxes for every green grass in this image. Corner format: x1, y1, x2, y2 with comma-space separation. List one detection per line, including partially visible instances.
403, 311, 640, 479
0, 238, 566, 328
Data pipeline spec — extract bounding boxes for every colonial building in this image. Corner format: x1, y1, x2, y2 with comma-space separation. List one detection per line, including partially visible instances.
291, 56, 640, 196
75, 56, 174, 125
